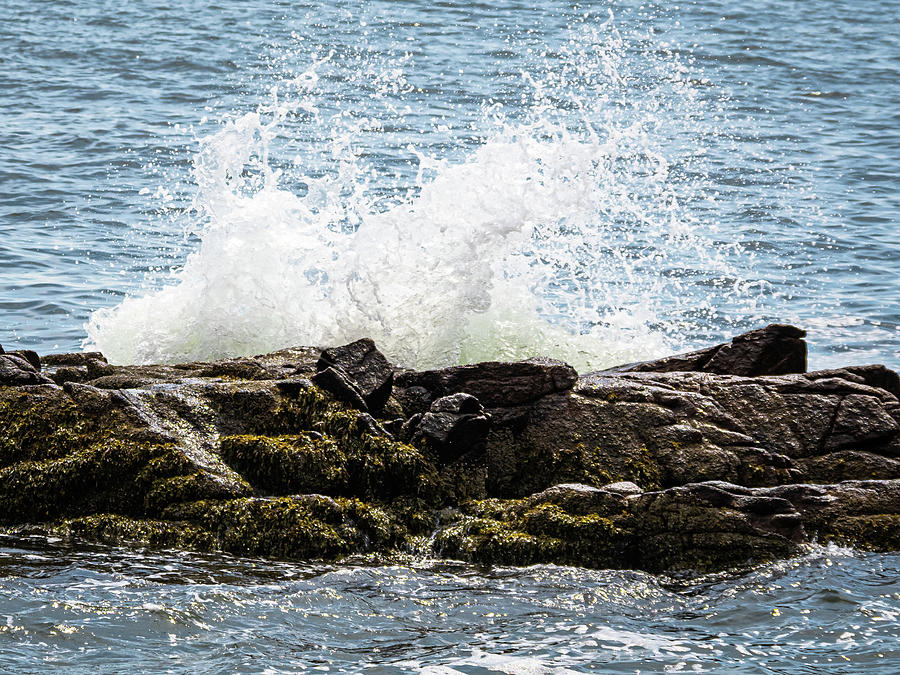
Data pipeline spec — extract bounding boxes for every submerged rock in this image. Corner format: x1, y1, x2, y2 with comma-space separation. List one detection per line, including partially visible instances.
1, 325, 899, 572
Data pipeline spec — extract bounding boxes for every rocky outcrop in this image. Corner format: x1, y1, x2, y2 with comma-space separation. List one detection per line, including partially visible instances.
1, 324, 898, 572
395, 357, 578, 412
474, 365, 900, 497
436, 478, 900, 571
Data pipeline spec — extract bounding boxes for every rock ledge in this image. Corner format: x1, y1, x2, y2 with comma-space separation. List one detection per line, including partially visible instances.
1, 325, 898, 572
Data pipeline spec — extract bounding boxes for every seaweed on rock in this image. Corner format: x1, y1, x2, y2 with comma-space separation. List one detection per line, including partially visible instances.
0, 324, 898, 571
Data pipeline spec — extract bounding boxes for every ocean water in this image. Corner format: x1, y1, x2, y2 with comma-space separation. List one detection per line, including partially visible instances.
2, 0, 898, 369
1, 537, 898, 674
2, 0, 900, 671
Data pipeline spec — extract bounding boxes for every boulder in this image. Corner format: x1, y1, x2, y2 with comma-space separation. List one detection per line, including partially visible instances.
524, 483, 628, 516
625, 481, 804, 571
410, 393, 492, 464
41, 351, 108, 366
603, 324, 807, 376
432, 480, 804, 571
0, 353, 53, 386
311, 366, 370, 412
395, 357, 578, 413
481, 364, 900, 498
316, 338, 394, 414
9, 349, 41, 372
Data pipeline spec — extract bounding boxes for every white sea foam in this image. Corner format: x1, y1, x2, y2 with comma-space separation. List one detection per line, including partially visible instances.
86, 18, 755, 370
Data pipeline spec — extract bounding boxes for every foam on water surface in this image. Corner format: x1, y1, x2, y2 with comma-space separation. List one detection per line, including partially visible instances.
2, 536, 897, 673
85, 17, 758, 370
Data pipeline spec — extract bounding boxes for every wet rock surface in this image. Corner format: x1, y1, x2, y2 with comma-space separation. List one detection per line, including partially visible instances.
1, 324, 899, 572
408, 393, 492, 464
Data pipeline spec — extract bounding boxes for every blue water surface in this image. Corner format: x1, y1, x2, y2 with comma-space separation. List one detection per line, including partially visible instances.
1, 537, 898, 674
1, 0, 898, 366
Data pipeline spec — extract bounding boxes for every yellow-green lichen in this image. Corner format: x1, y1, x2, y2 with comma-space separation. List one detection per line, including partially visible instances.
820, 514, 900, 551
0, 394, 94, 467
161, 496, 401, 560
433, 498, 631, 568
434, 515, 565, 566
218, 386, 441, 503
0, 437, 242, 524
220, 433, 346, 495
0, 439, 166, 522
53, 514, 216, 551
623, 446, 662, 491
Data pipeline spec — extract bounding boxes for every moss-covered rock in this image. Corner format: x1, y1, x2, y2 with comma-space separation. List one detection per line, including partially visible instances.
823, 514, 900, 550
51, 514, 216, 551
0, 438, 249, 524
432, 480, 809, 572
0, 387, 96, 466
162, 496, 401, 559
220, 434, 347, 495
1, 328, 899, 572
219, 394, 440, 503
433, 492, 629, 569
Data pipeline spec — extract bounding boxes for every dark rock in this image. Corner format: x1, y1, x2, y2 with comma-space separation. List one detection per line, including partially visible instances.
481, 363, 900, 499
8, 350, 41, 372
412, 393, 492, 464
355, 412, 391, 438
1, 328, 899, 572
0, 353, 53, 386
87, 374, 163, 390
62, 381, 129, 414
625, 481, 805, 571
603, 324, 807, 376
525, 483, 627, 516
196, 359, 279, 381
317, 338, 394, 414
241, 345, 320, 378
807, 364, 900, 399
274, 379, 314, 397
602, 481, 643, 496
431, 392, 484, 415
311, 366, 369, 412
393, 385, 434, 417
41, 352, 108, 367
399, 413, 424, 443
84, 358, 115, 380
798, 451, 900, 483
48, 365, 90, 386
763, 479, 900, 549
432, 480, 806, 572
381, 417, 406, 437
395, 357, 578, 409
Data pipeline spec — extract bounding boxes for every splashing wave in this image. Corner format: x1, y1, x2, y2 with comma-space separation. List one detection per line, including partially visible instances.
86, 17, 757, 370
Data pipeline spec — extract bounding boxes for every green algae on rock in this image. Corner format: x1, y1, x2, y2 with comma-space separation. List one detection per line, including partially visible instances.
1, 324, 899, 572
